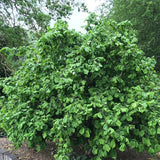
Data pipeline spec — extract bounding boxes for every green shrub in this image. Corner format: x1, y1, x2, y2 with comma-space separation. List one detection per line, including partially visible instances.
0, 51, 12, 137
1, 15, 160, 160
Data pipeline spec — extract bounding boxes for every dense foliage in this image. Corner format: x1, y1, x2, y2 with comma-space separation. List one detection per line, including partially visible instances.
0, 49, 12, 137
0, 24, 28, 49
1, 16, 160, 160
0, 0, 87, 76
100, 0, 160, 71
0, 20, 29, 75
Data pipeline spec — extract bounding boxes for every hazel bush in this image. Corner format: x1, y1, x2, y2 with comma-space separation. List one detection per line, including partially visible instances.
1, 15, 160, 160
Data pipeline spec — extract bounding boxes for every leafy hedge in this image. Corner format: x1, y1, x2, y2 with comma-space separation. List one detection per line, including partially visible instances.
1, 15, 160, 160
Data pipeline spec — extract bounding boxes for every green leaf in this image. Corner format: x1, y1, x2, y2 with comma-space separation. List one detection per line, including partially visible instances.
129, 140, 136, 148
132, 37, 137, 43
142, 138, 151, 147
136, 66, 140, 72
97, 113, 103, 119
116, 120, 121, 127
155, 144, 160, 152
138, 144, 144, 152
114, 93, 119, 98
103, 144, 110, 152
79, 128, 85, 135
36, 145, 41, 152
111, 140, 116, 149
46, 89, 51, 94
42, 132, 47, 139
83, 69, 89, 74
119, 143, 126, 152
120, 107, 128, 112
131, 102, 137, 108
139, 130, 145, 137
92, 147, 98, 155
148, 148, 154, 154
99, 139, 105, 145
84, 47, 90, 52
108, 95, 113, 101
120, 96, 124, 102
127, 116, 133, 122
85, 130, 90, 138
157, 128, 160, 134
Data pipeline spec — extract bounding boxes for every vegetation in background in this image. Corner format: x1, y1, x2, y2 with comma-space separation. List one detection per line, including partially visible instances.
0, 49, 12, 137
0, 0, 86, 33
99, 0, 160, 71
0, 23, 29, 49
0, 0, 87, 70
1, 15, 160, 159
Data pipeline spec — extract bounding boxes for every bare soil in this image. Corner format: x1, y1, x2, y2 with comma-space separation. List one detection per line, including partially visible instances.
0, 137, 160, 160
0, 138, 56, 160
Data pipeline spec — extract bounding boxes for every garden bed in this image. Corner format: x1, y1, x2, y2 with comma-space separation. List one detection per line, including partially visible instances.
0, 138, 159, 160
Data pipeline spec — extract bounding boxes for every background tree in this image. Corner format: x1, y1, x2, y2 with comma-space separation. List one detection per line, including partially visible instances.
0, 22, 29, 49
0, 0, 86, 33
99, 0, 160, 71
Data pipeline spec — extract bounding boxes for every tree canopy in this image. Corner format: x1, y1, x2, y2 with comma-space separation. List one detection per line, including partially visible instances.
0, 24, 28, 49
100, 0, 160, 71
0, 0, 86, 33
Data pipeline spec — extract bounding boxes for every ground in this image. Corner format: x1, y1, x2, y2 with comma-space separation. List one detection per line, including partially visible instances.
0, 138, 56, 160
0, 137, 160, 160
